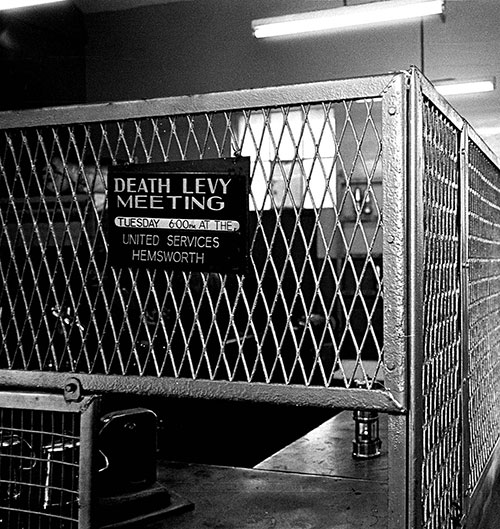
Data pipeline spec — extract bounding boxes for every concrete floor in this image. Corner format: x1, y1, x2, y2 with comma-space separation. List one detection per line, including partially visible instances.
475, 453, 500, 529
255, 410, 388, 482
477, 487, 500, 529
155, 411, 388, 529
143, 410, 499, 529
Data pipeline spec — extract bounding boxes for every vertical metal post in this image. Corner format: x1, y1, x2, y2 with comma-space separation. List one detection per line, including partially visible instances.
407, 67, 425, 529
78, 395, 101, 529
382, 72, 410, 528
460, 123, 471, 521
387, 413, 409, 528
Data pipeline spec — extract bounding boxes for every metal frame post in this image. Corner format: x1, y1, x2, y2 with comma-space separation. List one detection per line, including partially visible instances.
407, 66, 425, 529
382, 71, 411, 528
78, 394, 101, 529
459, 122, 471, 523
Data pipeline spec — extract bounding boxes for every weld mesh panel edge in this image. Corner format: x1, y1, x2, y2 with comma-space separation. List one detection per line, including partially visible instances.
421, 99, 462, 529
466, 140, 500, 497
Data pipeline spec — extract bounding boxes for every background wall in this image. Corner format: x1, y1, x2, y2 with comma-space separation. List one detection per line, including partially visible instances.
2, 1, 499, 154
0, 3, 86, 110
84, 0, 422, 101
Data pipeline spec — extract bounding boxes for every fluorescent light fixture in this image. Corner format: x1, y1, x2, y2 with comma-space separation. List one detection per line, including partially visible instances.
434, 79, 496, 96
252, 0, 445, 39
476, 126, 500, 137
0, 0, 65, 10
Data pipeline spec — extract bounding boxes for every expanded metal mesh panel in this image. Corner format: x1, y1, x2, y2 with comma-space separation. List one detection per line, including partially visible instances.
466, 140, 500, 496
0, 98, 384, 389
420, 99, 462, 529
0, 393, 94, 529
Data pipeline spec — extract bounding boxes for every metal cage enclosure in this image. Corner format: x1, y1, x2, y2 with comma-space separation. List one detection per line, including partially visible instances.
0, 392, 98, 529
0, 67, 499, 528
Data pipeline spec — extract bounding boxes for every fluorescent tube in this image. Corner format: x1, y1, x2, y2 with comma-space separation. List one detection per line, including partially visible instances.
252, 0, 445, 39
435, 79, 496, 96
476, 126, 500, 137
0, 0, 66, 10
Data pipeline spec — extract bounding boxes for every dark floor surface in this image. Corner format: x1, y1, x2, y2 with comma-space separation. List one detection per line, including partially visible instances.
102, 396, 499, 528
103, 394, 336, 468
476, 472, 500, 529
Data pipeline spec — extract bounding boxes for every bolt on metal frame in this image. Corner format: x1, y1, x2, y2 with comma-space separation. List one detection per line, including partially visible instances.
0, 67, 499, 528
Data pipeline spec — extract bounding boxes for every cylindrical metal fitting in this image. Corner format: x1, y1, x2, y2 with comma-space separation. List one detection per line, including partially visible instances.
352, 409, 382, 459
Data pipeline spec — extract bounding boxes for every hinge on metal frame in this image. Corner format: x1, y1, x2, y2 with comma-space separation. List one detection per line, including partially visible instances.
63, 377, 83, 402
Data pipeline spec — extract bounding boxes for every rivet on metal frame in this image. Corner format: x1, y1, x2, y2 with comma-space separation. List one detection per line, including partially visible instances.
63, 377, 83, 403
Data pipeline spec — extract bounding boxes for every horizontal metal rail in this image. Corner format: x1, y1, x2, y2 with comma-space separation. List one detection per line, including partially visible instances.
0, 370, 404, 412
0, 73, 400, 129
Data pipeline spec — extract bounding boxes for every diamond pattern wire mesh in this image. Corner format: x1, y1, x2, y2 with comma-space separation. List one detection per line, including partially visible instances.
0, 406, 80, 529
420, 99, 462, 529
0, 98, 384, 390
466, 140, 500, 496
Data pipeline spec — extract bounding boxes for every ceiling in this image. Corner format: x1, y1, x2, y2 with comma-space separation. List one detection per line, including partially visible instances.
73, 0, 191, 12
2, 0, 495, 156
71, 0, 493, 12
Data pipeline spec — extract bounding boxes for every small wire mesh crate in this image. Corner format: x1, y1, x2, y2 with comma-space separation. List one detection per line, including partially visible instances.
0, 391, 97, 529
0, 67, 499, 528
